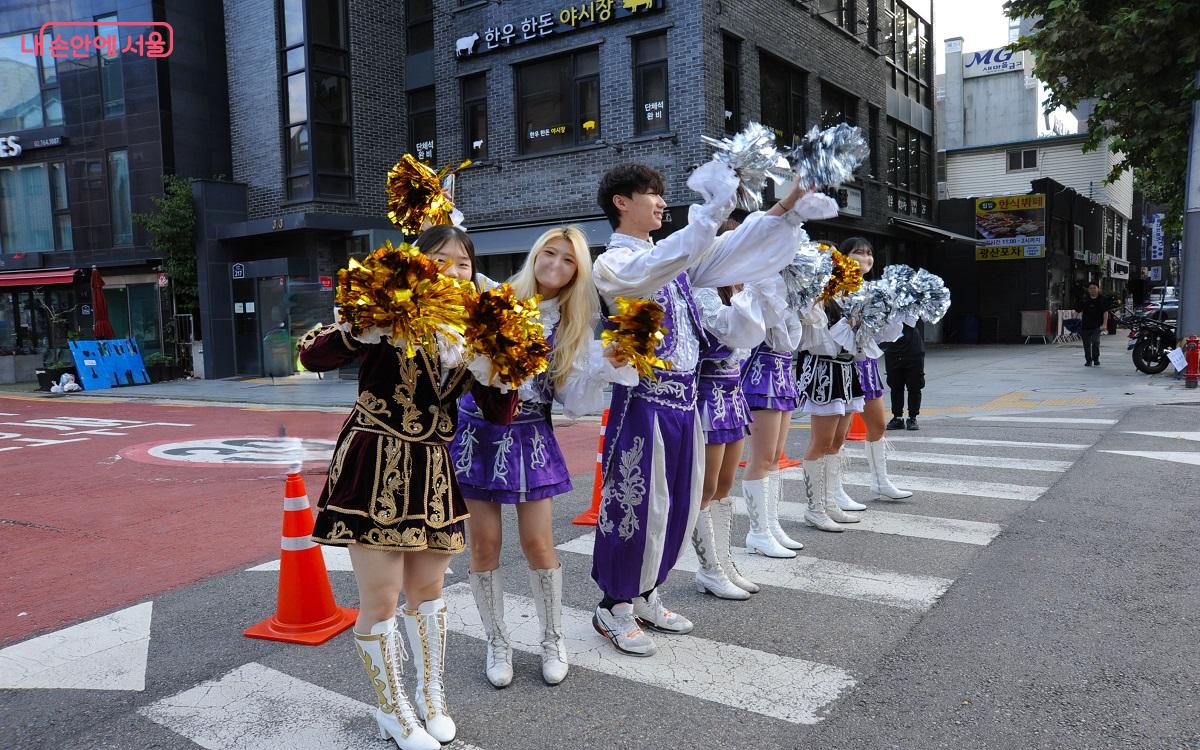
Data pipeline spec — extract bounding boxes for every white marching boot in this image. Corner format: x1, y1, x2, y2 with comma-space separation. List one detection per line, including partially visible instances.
468, 568, 513, 688
353, 619, 440, 750
802, 457, 844, 532
832, 449, 867, 511
742, 477, 796, 558
865, 439, 913, 499
401, 599, 456, 744
528, 566, 570, 685
712, 497, 759, 593
691, 507, 751, 600
824, 452, 861, 524
766, 472, 805, 550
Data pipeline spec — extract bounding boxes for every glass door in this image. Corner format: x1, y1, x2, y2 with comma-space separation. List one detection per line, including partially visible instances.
257, 276, 292, 377
232, 278, 260, 375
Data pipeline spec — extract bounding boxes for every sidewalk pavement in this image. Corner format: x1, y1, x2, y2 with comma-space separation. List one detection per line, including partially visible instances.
6, 334, 1198, 415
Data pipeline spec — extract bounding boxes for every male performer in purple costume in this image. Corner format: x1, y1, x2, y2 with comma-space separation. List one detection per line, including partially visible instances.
589, 159, 839, 656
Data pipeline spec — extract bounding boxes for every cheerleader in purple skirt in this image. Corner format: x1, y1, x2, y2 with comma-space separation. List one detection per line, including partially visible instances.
451, 226, 635, 689
827, 238, 912, 511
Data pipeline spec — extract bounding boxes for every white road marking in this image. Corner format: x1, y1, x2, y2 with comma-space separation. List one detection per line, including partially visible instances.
441, 583, 855, 725
139, 661, 492, 750
844, 448, 1070, 472
967, 416, 1117, 425
0, 602, 152, 691
1124, 431, 1200, 443
778, 467, 1047, 502
557, 532, 950, 610
880, 435, 1091, 450
729, 499, 1001, 546
1099, 450, 1200, 467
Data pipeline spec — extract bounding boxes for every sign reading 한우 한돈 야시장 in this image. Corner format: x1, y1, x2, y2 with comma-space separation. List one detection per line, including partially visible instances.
455, 0, 664, 58
975, 193, 1046, 261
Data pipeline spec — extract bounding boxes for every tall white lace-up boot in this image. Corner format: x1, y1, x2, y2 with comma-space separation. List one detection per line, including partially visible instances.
832, 448, 867, 510
528, 566, 569, 685
865, 439, 913, 499
712, 497, 759, 593
401, 599, 456, 744
766, 471, 805, 550
802, 457, 844, 532
468, 568, 512, 688
353, 618, 440, 750
743, 477, 796, 558
691, 506, 751, 600
823, 452, 862, 524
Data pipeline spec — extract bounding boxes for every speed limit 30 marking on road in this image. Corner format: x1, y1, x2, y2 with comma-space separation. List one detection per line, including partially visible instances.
123, 437, 336, 467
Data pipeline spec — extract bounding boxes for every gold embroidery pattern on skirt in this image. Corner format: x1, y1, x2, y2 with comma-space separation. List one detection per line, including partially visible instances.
372, 437, 407, 524
364, 526, 427, 548
327, 434, 354, 488
429, 530, 465, 552
426, 447, 452, 528
321, 520, 356, 541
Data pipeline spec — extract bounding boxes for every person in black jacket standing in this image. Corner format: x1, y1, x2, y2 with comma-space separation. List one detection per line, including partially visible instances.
1074, 282, 1110, 366
884, 322, 925, 430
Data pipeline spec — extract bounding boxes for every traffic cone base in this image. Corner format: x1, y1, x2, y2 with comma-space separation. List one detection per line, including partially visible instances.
244, 472, 357, 645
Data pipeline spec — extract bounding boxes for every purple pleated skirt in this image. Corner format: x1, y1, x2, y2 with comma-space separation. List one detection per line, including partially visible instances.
699, 358, 752, 445
740, 344, 798, 412
449, 393, 572, 504
855, 357, 885, 401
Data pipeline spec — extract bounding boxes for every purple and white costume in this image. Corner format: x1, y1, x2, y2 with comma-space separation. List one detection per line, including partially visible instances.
854, 357, 885, 401
451, 295, 635, 504
695, 284, 770, 445
740, 281, 803, 412
589, 173, 832, 600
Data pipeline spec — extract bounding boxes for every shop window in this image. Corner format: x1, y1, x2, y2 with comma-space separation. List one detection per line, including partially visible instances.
462, 74, 488, 161
408, 87, 436, 163
96, 14, 124, 118
108, 150, 132, 245
722, 35, 741, 135
1006, 149, 1037, 172
0, 31, 64, 130
0, 163, 54, 253
759, 53, 806, 147
817, 0, 856, 31
633, 33, 668, 135
820, 81, 857, 128
516, 48, 600, 155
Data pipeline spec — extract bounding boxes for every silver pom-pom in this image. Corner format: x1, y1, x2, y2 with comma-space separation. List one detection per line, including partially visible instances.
781, 240, 833, 312
702, 122, 793, 212
881, 264, 919, 312
909, 268, 951, 323
787, 123, 870, 192
844, 280, 895, 335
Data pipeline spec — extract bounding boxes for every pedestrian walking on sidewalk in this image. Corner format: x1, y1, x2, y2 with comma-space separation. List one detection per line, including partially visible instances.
1074, 282, 1110, 367
883, 322, 925, 430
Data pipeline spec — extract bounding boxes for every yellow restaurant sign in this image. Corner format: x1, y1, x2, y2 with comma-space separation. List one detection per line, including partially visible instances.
975, 245, 1047, 261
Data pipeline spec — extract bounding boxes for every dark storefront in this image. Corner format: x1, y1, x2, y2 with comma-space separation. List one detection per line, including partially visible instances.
0, 0, 229, 380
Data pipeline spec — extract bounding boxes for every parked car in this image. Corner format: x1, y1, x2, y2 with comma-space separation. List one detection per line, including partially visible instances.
1142, 300, 1178, 323
1148, 285, 1178, 302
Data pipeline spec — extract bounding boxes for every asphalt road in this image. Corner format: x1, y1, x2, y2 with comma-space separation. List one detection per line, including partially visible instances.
3, 346, 1200, 748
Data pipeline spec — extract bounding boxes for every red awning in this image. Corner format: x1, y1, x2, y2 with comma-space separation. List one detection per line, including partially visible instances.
0, 269, 79, 288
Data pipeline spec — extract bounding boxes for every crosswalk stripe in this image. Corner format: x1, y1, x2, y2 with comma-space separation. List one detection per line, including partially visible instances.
1124, 431, 1200, 443
1099, 450, 1200, 467
245, 547, 453, 577
778, 467, 1047, 502
440, 583, 854, 724
140, 662, 487, 750
883, 436, 1090, 450
843, 448, 1070, 472
557, 532, 952, 610
728, 499, 1001, 546
967, 416, 1117, 425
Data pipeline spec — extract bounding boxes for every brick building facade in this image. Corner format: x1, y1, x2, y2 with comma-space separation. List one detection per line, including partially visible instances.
195, 0, 942, 378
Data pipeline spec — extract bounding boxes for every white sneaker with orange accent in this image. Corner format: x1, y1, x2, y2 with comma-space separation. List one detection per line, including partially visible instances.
633, 590, 694, 634
593, 603, 656, 657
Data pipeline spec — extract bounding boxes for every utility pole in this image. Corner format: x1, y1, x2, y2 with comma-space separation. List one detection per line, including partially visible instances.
1180, 71, 1200, 337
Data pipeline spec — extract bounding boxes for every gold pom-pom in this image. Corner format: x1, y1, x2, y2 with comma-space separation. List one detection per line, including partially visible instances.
463, 284, 551, 388
335, 240, 474, 356
820, 247, 864, 301
600, 296, 671, 380
386, 155, 472, 235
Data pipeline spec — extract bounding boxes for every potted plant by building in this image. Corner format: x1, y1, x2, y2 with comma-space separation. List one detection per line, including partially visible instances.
144, 351, 174, 383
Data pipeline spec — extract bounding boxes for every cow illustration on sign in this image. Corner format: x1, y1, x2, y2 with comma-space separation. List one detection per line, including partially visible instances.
456, 33, 479, 56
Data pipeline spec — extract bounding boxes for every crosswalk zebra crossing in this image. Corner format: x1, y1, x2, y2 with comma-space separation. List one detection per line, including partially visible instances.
137, 417, 1100, 748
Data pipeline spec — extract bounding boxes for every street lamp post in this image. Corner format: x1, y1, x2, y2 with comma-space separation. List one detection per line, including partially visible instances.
1180, 71, 1200, 337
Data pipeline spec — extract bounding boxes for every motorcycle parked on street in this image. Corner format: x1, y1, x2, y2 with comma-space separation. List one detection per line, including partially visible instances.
1115, 308, 1178, 374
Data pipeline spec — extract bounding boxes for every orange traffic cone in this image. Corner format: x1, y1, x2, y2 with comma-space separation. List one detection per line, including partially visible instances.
776, 451, 802, 469
846, 412, 867, 441
572, 409, 609, 526
244, 472, 357, 645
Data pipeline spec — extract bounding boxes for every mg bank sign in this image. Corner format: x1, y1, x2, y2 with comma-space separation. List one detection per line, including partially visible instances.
963, 47, 1025, 78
